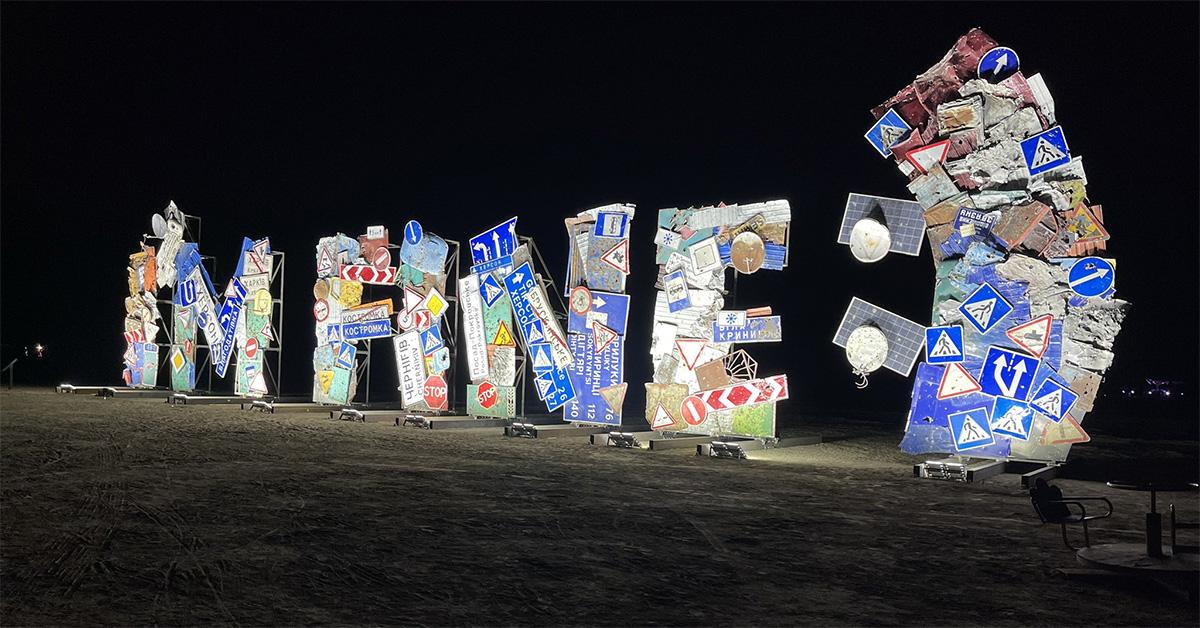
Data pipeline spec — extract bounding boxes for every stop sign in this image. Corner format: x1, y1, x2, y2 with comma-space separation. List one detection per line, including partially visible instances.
477, 381, 497, 409
423, 375, 448, 410
680, 395, 707, 426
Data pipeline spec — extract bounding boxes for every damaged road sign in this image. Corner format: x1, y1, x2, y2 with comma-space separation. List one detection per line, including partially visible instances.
593, 211, 629, 238
567, 290, 629, 336
865, 108, 911, 157
1029, 378, 1078, 423
959, 282, 1013, 333
948, 407, 995, 451
1021, 126, 1071, 176
924, 325, 964, 364
1068, 257, 1115, 298
979, 346, 1039, 401
469, 217, 518, 266
991, 397, 1034, 441
977, 46, 1019, 83
938, 362, 982, 399
479, 273, 505, 307
342, 318, 392, 341
1006, 314, 1052, 358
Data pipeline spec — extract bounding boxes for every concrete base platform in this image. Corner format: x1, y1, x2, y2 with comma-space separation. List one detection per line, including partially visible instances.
99, 387, 173, 399
698, 435, 824, 458
503, 423, 609, 439
56, 384, 115, 394
169, 394, 247, 405
590, 430, 656, 449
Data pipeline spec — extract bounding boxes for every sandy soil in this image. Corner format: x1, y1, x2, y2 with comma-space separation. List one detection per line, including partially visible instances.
1, 389, 1196, 626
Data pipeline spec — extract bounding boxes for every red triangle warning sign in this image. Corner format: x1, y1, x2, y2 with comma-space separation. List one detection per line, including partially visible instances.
674, 338, 707, 370
1042, 413, 1090, 445
593, 322, 618, 353
1006, 314, 1052, 358
905, 139, 950, 174
937, 363, 982, 399
651, 404, 677, 429
600, 239, 630, 274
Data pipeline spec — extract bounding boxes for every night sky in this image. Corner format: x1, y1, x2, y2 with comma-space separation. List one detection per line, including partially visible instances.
3, 3, 1197, 414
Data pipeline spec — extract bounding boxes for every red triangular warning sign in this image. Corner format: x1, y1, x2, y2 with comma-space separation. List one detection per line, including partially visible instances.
937, 363, 982, 399
905, 139, 950, 174
674, 338, 707, 370
651, 404, 676, 429
1006, 314, 1052, 358
600, 239, 630, 274
1042, 413, 1090, 445
593, 322, 618, 353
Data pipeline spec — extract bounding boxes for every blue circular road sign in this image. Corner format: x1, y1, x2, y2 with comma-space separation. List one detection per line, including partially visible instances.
977, 46, 1020, 83
404, 220, 423, 245
1068, 256, 1115, 298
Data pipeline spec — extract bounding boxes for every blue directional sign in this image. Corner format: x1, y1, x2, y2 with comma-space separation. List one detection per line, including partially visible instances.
567, 291, 630, 336
527, 342, 554, 372
212, 277, 248, 378
924, 325, 964, 364
419, 325, 444, 356
959, 282, 1013, 333
979, 345, 1039, 401
1029, 379, 1078, 423
469, 217, 518, 266
539, 365, 576, 413
977, 46, 1019, 83
593, 211, 629, 238
341, 318, 392, 342
471, 255, 513, 276
990, 397, 1034, 441
1068, 257, 1115, 298
404, 220, 423, 245
1021, 126, 1071, 176
948, 407, 995, 451
502, 261, 539, 334
335, 342, 356, 370
865, 108, 912, 158
479, 273, 505, 307
564, 331, 623, 426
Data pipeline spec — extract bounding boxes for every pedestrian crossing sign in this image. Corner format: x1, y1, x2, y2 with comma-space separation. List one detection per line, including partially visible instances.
948, 407, 995, 451
1029, 378, 1078, 423
1021, 126, 1071, 176
959, 282, 1013, 333
865, 108, 912, 157
924, 325, 964, 364
990, 396, 1034, 441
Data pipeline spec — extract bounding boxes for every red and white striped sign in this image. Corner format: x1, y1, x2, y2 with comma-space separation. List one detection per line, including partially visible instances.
339, 264, 397, 285
680, 395, 707, 425
699, 375, 788, 411
124, 329, 146, 343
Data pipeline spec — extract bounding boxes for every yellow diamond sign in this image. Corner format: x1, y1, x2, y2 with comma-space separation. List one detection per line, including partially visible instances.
423, 288, 448, 319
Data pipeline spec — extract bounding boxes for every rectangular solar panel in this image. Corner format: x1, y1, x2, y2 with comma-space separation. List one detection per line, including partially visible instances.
832, 297, 926, 376
838, 193, 926, 256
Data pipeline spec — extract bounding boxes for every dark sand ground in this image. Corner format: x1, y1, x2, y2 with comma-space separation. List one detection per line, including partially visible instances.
2, 389, 1197, 626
